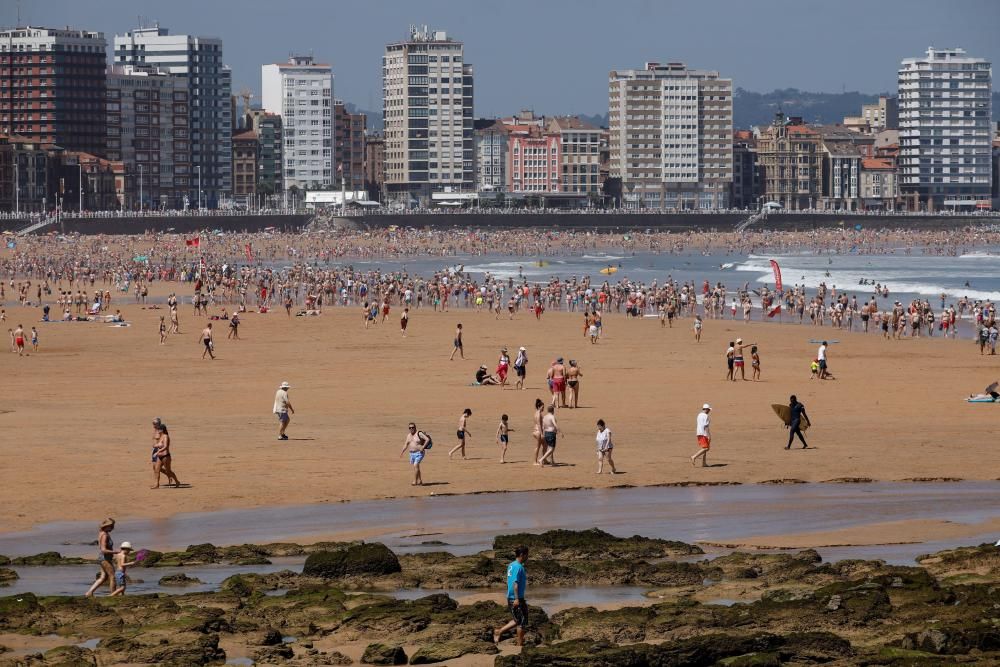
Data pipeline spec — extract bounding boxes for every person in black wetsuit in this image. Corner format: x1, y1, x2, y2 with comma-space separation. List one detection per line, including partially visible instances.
786, 395, 810, 450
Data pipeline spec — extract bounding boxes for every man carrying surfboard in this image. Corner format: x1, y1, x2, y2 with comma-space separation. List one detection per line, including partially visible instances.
785, 395, 810, 449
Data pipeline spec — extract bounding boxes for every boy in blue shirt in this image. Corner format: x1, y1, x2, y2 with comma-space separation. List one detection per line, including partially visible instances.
494, 545, 529, 646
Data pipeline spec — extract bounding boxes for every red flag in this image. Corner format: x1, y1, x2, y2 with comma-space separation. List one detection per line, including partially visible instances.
186, 237, 200, 247
245, 243, 254, 263
767, 304, 782, 318
769, 259, 783, 292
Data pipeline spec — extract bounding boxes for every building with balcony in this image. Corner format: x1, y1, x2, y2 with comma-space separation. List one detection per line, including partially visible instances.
114, 26, 232, 207
756, 114, 823, 210
232, 129, 259, 198
0, 26, 107, 157
262, 56, 334, 192
546, 116, 601, 196
609, 61, 732, 209
898, 47, 992, 210
474, 118, 508, 191
334, 101, 366, 190
383, 26, 474, 204
106, 65, 189, 209
364, 133, 385, 202
245, 109, 283, 198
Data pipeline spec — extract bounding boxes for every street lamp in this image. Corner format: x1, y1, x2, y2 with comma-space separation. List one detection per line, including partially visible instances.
78, 161, 83, 214
139, 163, 144, 211
195, 165, 202, 211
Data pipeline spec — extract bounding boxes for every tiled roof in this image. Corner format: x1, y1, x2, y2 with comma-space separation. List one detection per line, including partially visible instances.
862, 158, 893, 169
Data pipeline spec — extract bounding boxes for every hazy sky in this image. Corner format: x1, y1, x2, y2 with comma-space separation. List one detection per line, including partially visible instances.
14, 0, 1000, 115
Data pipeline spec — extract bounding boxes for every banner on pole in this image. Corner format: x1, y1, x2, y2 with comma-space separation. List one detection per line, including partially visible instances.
770, 259, 783, 292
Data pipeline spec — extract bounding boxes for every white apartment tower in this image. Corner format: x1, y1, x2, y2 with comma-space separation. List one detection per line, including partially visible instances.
898, 47, 992, 209
609, 62, 732, 209
114, 26, 232, 208
383, 26, 474, 204
261, 56, 333, 191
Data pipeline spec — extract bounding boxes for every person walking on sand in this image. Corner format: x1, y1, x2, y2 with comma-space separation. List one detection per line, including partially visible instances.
693, 315, 703, 342
199, 323, 215, 359
537, 405, 559, 465
227, 313, 240, 339
159, 316, 167, 344
400, 307, 409, 337
513, 346, 527, 389
566, 360, 583, 408
13, 323, 25, 356
152, 422, 181, 488
547, 357, 567, 408
450, 323, 464, 360
85, 518, 117, 597
532, 398, 545, 466
751, 346, 761, 381
734, 338, 756, 381
108, 542, 138, 596
400, 422, 431, 486
817, 340, 829, 380
725, 342, 735, 381
497, 414, 510, 463
449, 408, 473, 459
273, 381, 294, 440
494, 546, 529, 647
691, 403, 712, 467
785, 394, 811, 450
595, 419, 617, 474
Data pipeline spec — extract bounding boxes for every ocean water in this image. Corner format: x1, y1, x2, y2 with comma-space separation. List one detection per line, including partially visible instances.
356, 247, 1000, 311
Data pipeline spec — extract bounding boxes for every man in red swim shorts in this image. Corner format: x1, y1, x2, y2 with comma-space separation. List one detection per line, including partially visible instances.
547, 357, 567, 408
691, 403, 712, 467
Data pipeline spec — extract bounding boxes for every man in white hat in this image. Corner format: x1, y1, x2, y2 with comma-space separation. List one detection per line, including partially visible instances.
691, 403, 712, 467
273, 381, 294, 440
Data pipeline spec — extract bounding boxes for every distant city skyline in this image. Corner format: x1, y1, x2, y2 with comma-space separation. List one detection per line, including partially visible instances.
11, 0, 1000, 116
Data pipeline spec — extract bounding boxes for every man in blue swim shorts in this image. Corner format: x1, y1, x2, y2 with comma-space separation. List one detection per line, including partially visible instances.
400, 422, 431, 486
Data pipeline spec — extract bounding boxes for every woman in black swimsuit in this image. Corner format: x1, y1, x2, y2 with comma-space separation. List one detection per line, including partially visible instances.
85, 518, 116, 596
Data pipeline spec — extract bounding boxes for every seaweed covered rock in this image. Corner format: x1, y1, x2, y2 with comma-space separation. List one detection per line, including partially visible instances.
303, 543, 401, 579
0, 569, 18, 587
41, 645, 98, 666
341, 594, 456, 635
493, 528, 701, 560
10, 552, 89, 566
552, 606, 657, 642
494, 639, 650, 667
901, 623, 1000, 655
408, 638, 497, 664
158, 573, 203, 587
360, 642, 407, 665
253, 644, 295, 662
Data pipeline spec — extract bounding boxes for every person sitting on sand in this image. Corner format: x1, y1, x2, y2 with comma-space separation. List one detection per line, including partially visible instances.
476, 365, 499, 385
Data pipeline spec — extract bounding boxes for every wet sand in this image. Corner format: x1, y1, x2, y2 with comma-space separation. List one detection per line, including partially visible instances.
1, 289, 998, 537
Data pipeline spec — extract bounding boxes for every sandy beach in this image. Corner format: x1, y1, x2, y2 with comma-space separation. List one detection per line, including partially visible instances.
2, 281, 998, 536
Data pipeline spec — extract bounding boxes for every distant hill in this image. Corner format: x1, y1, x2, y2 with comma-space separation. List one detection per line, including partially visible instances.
354, 91, 1000, 134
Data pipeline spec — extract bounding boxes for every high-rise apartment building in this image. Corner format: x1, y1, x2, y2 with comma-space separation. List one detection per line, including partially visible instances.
114, 26, 232, 207
245, 109, 283, 197
609, 62, 732, 209
106, 65, 189, 209
0, 26, 107, 156
898, 47, 992, 209
383, 26, 474, 204
474, 119, 508, 191
334, 101, 366, 190
363, 133, 385, 201
261, 56, 333, 191
862, 96, 898, 132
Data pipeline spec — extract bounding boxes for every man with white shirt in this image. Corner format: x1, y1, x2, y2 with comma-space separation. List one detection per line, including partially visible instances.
691, 403, 712, 467
273, 381, 294, 441
817, 341, 828, 380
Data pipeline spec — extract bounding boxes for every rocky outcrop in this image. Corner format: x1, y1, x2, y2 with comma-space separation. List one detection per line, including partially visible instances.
303, 543, 401, 579
360, 642, 407, 665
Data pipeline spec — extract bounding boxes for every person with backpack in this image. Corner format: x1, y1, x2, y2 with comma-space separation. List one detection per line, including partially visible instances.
400, 422, 432, 486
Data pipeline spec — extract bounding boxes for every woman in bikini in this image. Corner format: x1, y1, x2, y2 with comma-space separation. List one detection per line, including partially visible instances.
566, 360, 583, 408
152, 423, 181, 488
85, 518, 116, 596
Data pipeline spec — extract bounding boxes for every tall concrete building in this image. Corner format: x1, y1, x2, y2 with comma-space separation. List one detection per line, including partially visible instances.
383, 26, 474, 204
609, 62, 732, 209
261, 56, 333, 191
334, 101, 366, 190
106, 65, 190, 209
114, 26, 232, 208
245, 109, 283, 198
231, 129, 259, 199
898, 47, 992, 210
363, 133, 385, 202
0, 26, 108, 157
